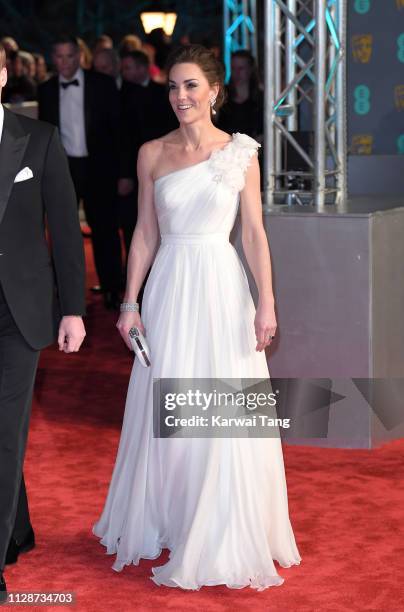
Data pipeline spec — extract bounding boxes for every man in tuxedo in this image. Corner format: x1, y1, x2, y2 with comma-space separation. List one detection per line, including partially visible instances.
118, 50, 177, 301
38, 35, 122, 310
93, 48, 122, 90
119, 50, 177, 145
0, 44, 86, 603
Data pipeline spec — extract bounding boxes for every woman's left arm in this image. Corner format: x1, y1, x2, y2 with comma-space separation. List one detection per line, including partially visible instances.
239, 153, 277, 352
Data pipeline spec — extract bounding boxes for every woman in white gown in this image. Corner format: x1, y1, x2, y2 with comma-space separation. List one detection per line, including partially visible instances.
93, 44, 301, 591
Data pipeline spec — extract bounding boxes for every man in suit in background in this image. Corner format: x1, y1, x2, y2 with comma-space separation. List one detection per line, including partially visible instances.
0, 43, 86, 603
119, 49, 177, 149
93, 47, 122, 91
118, 50, 177, 302
38, 35, 122, 310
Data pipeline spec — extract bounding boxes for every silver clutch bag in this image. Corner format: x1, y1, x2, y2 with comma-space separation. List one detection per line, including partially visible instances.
129, 327, 151, 367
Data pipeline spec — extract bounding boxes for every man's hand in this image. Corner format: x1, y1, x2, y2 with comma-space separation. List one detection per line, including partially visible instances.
58, 316, 86, 353
118, 178, 135, 197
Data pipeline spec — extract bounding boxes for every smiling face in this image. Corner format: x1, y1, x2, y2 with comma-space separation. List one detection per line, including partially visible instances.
168, 62, 219, 125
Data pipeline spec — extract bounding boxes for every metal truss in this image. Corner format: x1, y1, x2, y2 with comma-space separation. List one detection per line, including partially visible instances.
223, 0, 258, 82
263, 0, 347, 209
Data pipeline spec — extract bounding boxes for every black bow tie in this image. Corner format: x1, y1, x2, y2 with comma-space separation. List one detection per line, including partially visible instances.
60, 79, 79, 89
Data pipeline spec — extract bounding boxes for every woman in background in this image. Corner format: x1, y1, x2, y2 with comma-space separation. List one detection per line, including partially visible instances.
217, 49, 263, 141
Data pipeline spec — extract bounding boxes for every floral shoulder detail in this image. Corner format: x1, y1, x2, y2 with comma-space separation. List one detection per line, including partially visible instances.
209, 132, 261, 193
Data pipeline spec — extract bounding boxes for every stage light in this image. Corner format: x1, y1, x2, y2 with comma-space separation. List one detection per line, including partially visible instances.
140, 12, 177, 36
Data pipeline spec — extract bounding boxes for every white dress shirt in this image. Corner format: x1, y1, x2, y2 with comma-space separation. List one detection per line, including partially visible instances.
0, 103, 4, 144
59, 67, 88, 157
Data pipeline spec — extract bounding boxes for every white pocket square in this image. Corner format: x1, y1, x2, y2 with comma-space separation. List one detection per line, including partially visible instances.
14, 167, 33, 183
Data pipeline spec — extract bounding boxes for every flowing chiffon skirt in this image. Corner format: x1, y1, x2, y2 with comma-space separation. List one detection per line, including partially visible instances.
93, 133, 302, 590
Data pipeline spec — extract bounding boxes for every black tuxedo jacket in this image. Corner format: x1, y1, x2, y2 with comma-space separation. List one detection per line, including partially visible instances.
0, 107, 86, 350
120, 80, 178, 179
38, 70, 120, 176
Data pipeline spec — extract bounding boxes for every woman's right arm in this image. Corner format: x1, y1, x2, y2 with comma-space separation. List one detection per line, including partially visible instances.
117, 141, 161, 348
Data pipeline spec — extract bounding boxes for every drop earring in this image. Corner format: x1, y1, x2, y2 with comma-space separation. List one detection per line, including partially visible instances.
210, 96, 217, 115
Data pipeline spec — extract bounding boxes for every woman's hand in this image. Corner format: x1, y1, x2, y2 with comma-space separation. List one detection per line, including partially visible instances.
254, 301, 277, 352
116, 311, 145, 350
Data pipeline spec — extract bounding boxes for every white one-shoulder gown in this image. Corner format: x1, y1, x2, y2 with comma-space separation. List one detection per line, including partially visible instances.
93, 133, 302, 591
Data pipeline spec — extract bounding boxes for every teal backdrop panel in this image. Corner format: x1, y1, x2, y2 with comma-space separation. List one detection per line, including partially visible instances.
348, 0, 404, 155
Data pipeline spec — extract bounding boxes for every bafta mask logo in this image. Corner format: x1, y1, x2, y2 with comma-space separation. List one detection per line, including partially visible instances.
394, 85, 404, 110
354, 0, 371, 14
351, 135, 373, 155
397, 134, 404, 154
352, 34, 373, 63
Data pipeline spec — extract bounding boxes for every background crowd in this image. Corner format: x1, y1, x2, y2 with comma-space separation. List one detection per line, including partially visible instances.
1, 31, 264, 310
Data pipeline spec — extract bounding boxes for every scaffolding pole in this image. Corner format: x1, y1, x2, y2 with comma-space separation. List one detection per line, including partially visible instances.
222, 0, 258, 82
262, 0, 347, 210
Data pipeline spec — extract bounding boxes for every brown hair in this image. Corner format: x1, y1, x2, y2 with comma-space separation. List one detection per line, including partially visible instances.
77, 37, 93, 70
165, 44, 226, 110
121, 49, 149, 68
0, 43, 6, 70
119, 34, 142, 57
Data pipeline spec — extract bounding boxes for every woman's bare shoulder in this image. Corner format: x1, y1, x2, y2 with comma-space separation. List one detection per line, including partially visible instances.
212, 128, 234, 144
138, 131, 180, 168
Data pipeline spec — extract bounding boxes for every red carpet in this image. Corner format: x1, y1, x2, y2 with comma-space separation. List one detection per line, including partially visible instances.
4, 242, 404, 611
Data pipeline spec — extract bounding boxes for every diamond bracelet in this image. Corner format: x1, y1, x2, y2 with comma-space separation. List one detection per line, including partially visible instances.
120, 302, 139, 313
